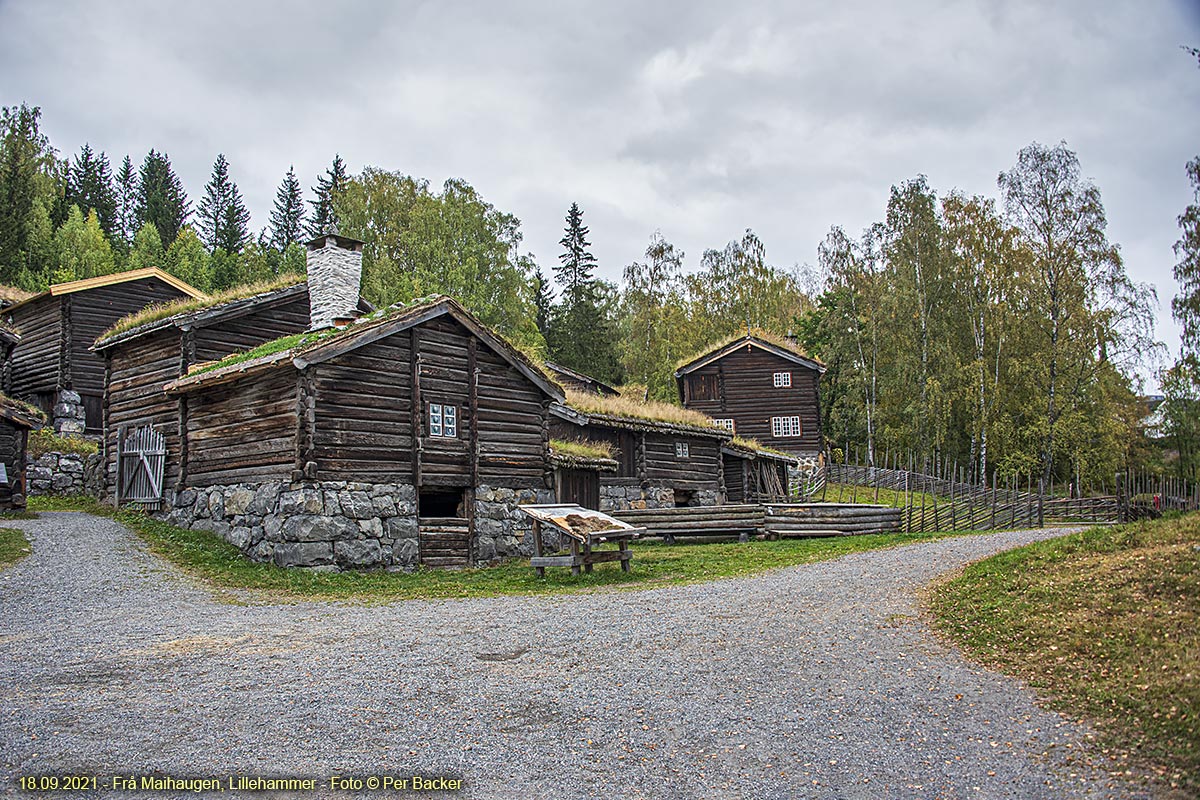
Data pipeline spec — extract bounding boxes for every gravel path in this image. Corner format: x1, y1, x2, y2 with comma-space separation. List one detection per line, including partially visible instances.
0, 512, 1146, 799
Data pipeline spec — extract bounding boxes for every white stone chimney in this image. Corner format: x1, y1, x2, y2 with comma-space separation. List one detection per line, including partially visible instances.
305, 233, 364, 330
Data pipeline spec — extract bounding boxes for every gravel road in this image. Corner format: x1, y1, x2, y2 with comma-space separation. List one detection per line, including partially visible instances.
0, 512, 1146, 799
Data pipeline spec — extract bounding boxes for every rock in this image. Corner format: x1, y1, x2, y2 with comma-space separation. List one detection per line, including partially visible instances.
228, 526, 253, 550
272, 542, 333, 568
386, 516, 417, 540
249, 483, 282, 515
344, 491, 375, 520
263, 515, 284, 542
371, 493, 398, 517
175, 488, 197, 508
224, 487, 255, 516
334, 538, 382, 567
323, 490, 343, 516
51, 474, 76, 491
281, 515, 357, 543
476, 536, 496, 562
394, 537, 419, 566
357, 517, 384, 537
278, 488, 322, 515
208, 492, 225, 519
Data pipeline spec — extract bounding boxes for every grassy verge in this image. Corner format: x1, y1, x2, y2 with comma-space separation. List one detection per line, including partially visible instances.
929, 513, 1200, 795
30, 494, 964, 602
0, 527, 31, 569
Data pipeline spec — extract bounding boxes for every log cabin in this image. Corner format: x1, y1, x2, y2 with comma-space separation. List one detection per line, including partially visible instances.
720, 440, 794, 503
675, 332, 826, 462
0, 394, 45, 510
5, 269, 204, 435
155, 293, 564, 570
549, 397, 732, 511
92, 259, 370, 505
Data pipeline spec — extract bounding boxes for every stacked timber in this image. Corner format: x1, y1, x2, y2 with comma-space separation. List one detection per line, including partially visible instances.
764, 503, 902, 538
614, 504, 764, 542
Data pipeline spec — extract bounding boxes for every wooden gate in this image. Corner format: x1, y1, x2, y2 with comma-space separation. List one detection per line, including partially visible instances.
117, 425, 165, 507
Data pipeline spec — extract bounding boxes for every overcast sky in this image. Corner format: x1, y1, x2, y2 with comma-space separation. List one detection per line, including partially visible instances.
2, 0, 1199, 381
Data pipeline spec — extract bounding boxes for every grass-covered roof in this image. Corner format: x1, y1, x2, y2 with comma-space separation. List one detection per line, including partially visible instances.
561, 388, 730, 436
95, 274, 305, 347
675, 328, 824, 374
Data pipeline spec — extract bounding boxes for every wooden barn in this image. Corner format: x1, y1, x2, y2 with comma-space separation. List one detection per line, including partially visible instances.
675, 332, 825, 460
549, 398, 731, 511
5, 268, 204, 435
0, 394, 45, 510
92, 264, 370, 505
152, 294, 564, 570
0, 326, 18, 396
720, 440, 795, 503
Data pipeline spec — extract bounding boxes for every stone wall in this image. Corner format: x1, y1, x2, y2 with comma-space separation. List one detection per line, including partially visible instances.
474, 484, 556, 563
26, 451, 103, 497
162, 480, 554, 570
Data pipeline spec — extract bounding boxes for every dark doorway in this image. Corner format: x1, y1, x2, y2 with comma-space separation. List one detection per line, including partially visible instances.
419, 488, 466, 518
674, 489, 696, 507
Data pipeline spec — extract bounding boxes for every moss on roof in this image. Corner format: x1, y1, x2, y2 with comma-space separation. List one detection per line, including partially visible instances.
0, 285, 34, 305
729, 436, 793, 459
549, 438, 615, 461
0, 393, 46, 427
98, 274, 304, 343
675, 327, 823, 371
563, 388, 726, 432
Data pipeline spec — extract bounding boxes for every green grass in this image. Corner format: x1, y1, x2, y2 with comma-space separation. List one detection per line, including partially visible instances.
29, 494, 962, 603
930, 513, 1200, 795
817, 481, 947, 508
0, 527, 31, 569
27, 428, 99, 458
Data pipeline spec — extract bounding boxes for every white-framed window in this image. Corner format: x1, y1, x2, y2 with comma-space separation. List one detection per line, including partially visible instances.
713, 418, 735, 432
773, 372, 792, 387
675, 441, 690, 458
429, 403, 458, 438
771, 415, 802, 437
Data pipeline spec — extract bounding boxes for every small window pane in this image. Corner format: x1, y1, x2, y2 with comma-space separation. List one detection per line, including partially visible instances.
675, 441, 689, 458
771, 416, 801, 437
444, 405, 457, 438
773, 372, 792, 387
713, 418, 735, 432
429, 403, 442, 437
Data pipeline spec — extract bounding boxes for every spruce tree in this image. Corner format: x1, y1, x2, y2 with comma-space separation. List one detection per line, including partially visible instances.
307, 154, 347, 237
534, 267, 553, 338
555, 202, 596, 301
198, 154, 251, 254
114, 155, 138, 250
548, 202, 621, 382
66, 144, 117, 241
269, 166, 305, 250
134, 150, 191, 250
0, 104, 62, 285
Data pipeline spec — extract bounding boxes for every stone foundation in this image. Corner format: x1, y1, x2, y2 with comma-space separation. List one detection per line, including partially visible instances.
473, 484, 556, 563
162, 480, 553, 570
598, 484, 719, 512
26, 451, 103, 497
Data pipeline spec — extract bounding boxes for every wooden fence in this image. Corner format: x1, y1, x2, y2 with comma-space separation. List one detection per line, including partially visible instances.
798, 460, 1197, 533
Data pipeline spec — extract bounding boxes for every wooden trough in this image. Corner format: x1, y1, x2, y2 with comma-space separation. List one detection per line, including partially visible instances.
520, 504, 645, 576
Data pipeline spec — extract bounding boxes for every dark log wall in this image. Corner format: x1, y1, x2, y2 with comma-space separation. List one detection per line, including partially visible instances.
475, 329, 550, 488
643, 432, 721, 491
192, 294, 312, 363
185, 368, 298, 487
104, 330, 184, 495
0, 419, 26, 508
682, 345, 822, 455
548, 421, 637, 478
104, 295, 317, 500
723, 454, 746, 502
8, 298, 61, 397
311, 334, 414, 483
311, 315, 550, 489
68, 279, 187, 398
